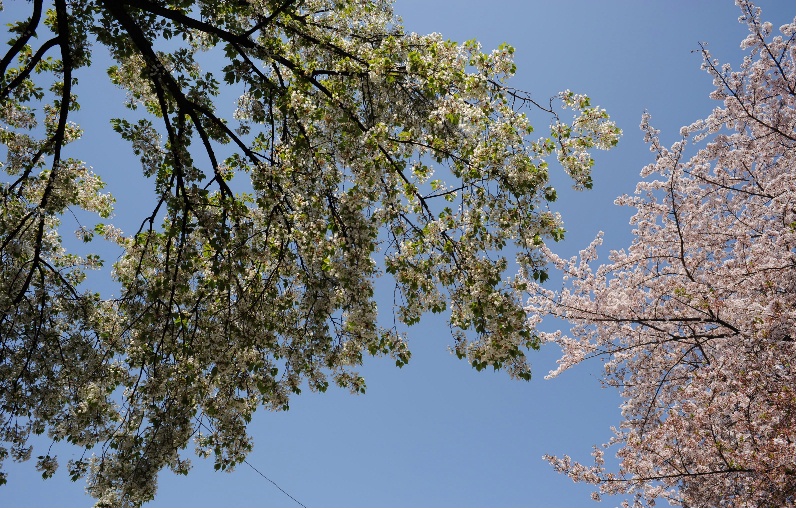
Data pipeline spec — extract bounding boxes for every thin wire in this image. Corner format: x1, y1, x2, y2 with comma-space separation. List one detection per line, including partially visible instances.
194, 417, 307, 507
243, 458, 308, 508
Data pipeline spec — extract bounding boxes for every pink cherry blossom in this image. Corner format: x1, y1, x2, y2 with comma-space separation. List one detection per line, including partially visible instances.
529, 2, 796, 506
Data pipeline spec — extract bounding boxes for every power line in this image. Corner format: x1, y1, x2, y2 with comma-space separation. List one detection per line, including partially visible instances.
195, 418, 307, 507
243, 458, 308, 508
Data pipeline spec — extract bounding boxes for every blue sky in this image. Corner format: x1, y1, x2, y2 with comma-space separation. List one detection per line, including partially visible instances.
1, 1, 794, 507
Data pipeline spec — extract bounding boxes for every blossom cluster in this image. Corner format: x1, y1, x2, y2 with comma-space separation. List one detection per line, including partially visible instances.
530, 2, 796, 506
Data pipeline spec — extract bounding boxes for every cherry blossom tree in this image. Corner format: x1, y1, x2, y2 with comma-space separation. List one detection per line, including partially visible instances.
0, 0, 620, 504
532, 2, 796, 506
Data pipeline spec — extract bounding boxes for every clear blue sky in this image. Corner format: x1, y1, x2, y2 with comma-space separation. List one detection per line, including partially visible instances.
1, 1, 794, 507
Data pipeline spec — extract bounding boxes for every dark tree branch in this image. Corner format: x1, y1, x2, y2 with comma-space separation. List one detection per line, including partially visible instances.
0, 0, 44, 79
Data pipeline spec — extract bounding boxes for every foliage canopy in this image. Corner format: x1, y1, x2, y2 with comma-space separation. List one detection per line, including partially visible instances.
0, 0, 619, 504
